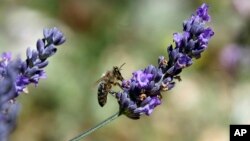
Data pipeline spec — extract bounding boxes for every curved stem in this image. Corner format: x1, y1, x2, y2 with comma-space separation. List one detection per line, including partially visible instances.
69, 111, 121, 141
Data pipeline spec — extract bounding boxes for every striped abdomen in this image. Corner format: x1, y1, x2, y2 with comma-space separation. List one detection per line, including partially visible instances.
97, 82, 111, 107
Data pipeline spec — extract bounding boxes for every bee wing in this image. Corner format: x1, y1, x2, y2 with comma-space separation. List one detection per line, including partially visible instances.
95, 78, 103, 85
94, 70, 114, 87
93, 72, 106, 86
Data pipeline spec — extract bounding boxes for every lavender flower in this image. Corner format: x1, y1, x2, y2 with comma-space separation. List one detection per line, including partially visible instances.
0, 102, 19, 141
0, 27, 65, 140
16, 27, 65, 96
68, 3, 214, 140
114, 3, 214, 119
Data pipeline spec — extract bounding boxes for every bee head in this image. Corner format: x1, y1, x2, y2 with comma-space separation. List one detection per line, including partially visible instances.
113, 66, 120, 72
113, 66, 121, 74
113, 66, 124, 81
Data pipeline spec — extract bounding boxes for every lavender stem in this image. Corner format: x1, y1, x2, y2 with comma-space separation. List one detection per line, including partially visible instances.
69, 111, 120, 141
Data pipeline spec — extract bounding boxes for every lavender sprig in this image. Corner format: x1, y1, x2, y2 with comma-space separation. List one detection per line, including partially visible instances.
0, 27, 65, 141
69, 3, 214, 141
17, 27, 66, 96
116, 3, 214, 119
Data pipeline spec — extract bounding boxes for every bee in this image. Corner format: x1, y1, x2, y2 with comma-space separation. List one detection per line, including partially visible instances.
96, 63, 125, 107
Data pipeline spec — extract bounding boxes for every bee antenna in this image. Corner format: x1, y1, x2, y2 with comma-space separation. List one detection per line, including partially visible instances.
119, 63, 126, 70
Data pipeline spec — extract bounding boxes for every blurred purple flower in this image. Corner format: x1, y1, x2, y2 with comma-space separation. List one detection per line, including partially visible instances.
0, 102, 19, 141
0, 27, 65, 140
220, 44, 241, 74
220, 44, 250, 76
233, 0, 250, 18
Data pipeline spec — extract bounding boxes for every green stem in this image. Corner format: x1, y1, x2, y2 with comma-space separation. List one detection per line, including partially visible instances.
69, 111, 121, 141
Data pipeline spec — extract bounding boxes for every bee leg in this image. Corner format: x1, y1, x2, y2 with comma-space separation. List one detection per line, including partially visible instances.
174, 76, 182, 81
109, 90, 118, 97
113, 82, 123, 89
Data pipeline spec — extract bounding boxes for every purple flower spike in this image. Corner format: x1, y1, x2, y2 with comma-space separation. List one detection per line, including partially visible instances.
1, 27, 66, 100
1, 27, 65, 140
112, 3, 214, 119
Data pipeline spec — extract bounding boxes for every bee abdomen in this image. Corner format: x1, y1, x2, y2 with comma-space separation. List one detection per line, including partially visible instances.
97, 82, 109, 107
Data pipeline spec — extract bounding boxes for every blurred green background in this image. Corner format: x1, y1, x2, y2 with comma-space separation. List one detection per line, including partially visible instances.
1, 0, 250, 141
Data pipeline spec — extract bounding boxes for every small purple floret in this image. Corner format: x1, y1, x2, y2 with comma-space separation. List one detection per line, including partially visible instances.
196, 3, 210, 22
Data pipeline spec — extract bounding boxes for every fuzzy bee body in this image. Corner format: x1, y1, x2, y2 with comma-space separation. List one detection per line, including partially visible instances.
97, 79, 112, 107
96, 64, 125, 107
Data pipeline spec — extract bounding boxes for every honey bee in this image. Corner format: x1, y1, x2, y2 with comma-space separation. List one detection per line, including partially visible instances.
96, 63, 125, 107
